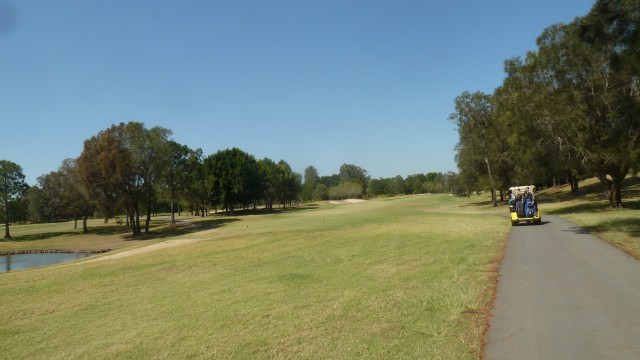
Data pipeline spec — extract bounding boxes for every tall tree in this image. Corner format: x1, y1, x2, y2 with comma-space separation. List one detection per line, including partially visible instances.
338, 164, 369, 198
301, 165, 319, 202
77, 122, 172, 235
59, 159, 94, 233
450, 91, 499, 206
122, 123, 172, 233
531, 21, 638, 207
183, 148, 207, 216
161, 141, 191, 224
0, 160, 28, 239
274, 160, 301, 208
76, 124, 130, 225
258, 158, 278, 210
204, 148, 260, 214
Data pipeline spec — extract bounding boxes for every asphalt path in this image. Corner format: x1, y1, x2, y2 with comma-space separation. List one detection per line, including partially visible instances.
486, 215, 640, 360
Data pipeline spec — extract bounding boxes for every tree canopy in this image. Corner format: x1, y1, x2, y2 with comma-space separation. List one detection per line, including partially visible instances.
0, 160, 28, 239
451, 1, 640, 208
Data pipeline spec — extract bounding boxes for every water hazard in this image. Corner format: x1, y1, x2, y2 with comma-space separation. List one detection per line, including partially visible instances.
0, 252, 97, 273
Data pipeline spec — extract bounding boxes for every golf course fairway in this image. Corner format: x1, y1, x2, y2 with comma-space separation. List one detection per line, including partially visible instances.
0, 195, 508, 359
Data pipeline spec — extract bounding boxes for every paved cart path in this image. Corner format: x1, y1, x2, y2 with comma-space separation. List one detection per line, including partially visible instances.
486, 215, 640, 360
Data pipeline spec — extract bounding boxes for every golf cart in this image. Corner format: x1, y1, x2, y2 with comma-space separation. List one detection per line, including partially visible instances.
508, 185, 541, 226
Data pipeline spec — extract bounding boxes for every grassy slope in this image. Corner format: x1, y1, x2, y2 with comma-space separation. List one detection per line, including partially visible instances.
541, 177, 640, 259
0, 195, 508, 359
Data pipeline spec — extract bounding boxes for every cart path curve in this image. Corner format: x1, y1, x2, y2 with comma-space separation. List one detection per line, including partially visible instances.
486, 215, 640, 360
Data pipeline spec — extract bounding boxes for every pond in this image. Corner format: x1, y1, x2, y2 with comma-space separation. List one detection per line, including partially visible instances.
0, 252, 98, 273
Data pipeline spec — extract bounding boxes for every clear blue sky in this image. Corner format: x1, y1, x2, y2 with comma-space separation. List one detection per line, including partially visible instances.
1, 0, 595, 185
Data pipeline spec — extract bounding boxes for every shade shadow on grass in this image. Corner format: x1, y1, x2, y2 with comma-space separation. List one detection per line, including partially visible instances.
8, 231, 79, 242
546, 202, 609, 215
213, 203, 319, 216
581, 218, 640, 238
123, 218, 241, 240
7, 217, 240, 243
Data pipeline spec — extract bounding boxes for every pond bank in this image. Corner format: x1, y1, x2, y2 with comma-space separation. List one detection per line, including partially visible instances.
0, 249, 111, 255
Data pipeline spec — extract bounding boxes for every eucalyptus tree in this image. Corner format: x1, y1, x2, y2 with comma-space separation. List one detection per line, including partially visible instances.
77, 122, 172, 235
35, 171, 65, 223
161, 141, 191, 223
122, 123, 172, 233
60, 158, 94, 233
302, 165, 319, 201
404, 173, 427, 194
204, 148, 260, 214
529, 20, 638, 207
449, 91, 499, 205
338, 164, 369, 197
183, 148, 207, 216
258, 158, 278, 210
76, 124, 130, 225
274, 160, 301, 208
0, 160, 28, 239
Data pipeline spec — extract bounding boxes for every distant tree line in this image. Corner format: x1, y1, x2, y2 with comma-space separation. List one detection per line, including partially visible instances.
301, 164, 462, 201
2, 122, 462, 238
450, 0, 640, 208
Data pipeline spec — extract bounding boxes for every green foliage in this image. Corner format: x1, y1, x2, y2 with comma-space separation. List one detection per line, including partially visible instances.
301, 165, 319, 201
76, 122, 173, 235
0, 160, 29, 238
204, 148, 262, 213
452, 4, 640, 208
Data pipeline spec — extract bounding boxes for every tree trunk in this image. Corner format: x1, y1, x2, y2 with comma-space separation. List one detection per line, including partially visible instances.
129, 207, 136, 235
596, 172, 615, 208
145, 205, 151, 234
83, 216, 88, 234
135, 204, 141, 235
568, 171, 579, 193
610, 167, 628, 209
170, 200, 176, 224
3, 199, 10, 239
484, 156, 498, 207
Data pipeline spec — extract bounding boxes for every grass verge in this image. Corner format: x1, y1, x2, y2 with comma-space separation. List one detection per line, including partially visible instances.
541, 177, 640, 259
0, 195, 508, 359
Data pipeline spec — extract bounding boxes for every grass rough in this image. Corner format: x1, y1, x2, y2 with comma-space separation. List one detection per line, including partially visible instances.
0, 195, 508, 359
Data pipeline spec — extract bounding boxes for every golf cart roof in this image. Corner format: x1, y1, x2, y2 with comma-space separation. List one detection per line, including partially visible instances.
509, 185, 536, 194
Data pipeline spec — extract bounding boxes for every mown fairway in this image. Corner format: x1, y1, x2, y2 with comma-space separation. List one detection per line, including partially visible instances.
0, 195, 508, 359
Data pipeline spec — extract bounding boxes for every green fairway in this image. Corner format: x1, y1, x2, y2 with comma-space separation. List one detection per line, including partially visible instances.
0, 195, 508, 359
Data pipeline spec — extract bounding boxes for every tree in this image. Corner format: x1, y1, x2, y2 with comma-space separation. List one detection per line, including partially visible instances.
0, 160, 28, 239
122, 123, 172, 233
204, 148, 260, 214
77, 122, 172, 235
274, 160, 301, 208
258, 158, 278, 210
450, 92, 499, 206
183, 148, 207, 215
338, 164, 369, 198
530, 21, 638, 207
76, 124, 130, 225
60, 159, 94, 233
301, 166, 319, 202
161, 141, 191, 224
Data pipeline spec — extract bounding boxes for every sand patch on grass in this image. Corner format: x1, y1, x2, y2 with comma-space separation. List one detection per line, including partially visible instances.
329, 199, 365, 204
